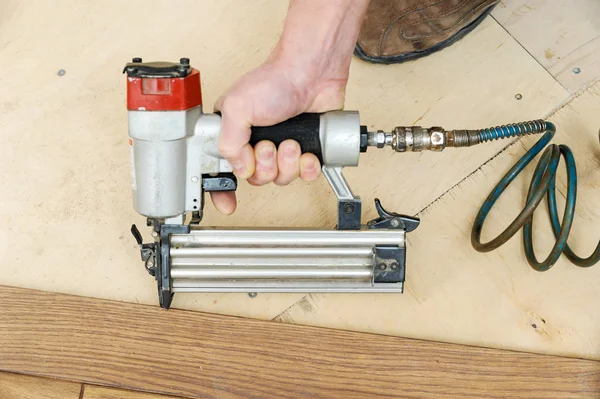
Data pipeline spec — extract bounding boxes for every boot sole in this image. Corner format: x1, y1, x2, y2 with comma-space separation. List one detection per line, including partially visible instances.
354, 4, 497, 64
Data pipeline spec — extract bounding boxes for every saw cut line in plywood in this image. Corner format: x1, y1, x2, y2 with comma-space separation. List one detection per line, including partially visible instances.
0, 0, 568, 320
274, 82, 600, 361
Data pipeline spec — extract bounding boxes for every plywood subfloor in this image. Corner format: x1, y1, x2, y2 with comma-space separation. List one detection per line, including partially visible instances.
1, 286, 599, 399
275, 82, 600, 360
0, 0, 598, 363
493, 0, 600, 93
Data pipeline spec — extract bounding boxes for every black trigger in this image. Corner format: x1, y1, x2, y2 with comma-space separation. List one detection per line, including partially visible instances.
202, 173, 237, 192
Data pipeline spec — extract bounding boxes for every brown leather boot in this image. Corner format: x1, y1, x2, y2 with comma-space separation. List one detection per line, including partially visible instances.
355, 0, 499, 64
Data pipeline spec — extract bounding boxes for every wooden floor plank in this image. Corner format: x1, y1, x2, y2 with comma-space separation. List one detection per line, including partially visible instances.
0, 371, 81, 399
83, 385, 185, 399
0, 286, 599, 399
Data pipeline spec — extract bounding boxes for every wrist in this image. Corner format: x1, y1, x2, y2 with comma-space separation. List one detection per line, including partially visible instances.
267, 45, 320, 90
265, 0, 369, 105
266, 32, 352, 110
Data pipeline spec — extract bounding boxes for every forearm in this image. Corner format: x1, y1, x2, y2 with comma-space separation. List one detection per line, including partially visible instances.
270, 0, 370, 88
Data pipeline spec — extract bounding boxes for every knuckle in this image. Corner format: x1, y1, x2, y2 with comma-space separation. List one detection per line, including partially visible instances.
250, 173, 272, 187
219, 95, 244, 113
274, 175, 295, 186
277, 161, 298, 177
218, 142, 240, 160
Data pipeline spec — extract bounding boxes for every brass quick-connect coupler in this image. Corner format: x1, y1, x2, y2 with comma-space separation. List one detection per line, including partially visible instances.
392, 126, 446, 152
367, 127, 482, 152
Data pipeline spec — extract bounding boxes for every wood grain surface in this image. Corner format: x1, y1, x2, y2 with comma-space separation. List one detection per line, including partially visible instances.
0, 371, 81, 399
83, 385, 184, 399
1, 286, 599, 399
0, 371, 187, 399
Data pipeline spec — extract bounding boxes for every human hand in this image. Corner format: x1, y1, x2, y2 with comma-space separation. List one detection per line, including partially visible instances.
210, 0, 369, 215
211, 59, 347, 215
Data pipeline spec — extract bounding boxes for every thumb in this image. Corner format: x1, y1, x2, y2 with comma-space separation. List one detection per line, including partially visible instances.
215, 97, 255, 179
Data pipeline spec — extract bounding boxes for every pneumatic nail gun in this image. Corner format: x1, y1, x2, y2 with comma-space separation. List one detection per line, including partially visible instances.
124, 58, 553, 309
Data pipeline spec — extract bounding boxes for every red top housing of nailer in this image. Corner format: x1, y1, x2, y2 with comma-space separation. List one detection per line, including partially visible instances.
124, 58, 202, 111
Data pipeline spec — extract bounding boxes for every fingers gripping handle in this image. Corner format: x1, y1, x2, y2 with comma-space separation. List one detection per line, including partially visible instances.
202, 113, 323, 196
249, 113, 323, 164
217, 110, 361, 168
207, 113, 324, 195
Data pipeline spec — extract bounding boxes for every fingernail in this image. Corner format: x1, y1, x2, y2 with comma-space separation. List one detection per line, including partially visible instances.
283, 145, 298, 163
304, 159, 316, 172
258, 147, 274, 165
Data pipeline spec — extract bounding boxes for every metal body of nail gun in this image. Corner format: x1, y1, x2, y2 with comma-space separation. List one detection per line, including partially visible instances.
124, 58, 420, 309
125, 58, 554, 309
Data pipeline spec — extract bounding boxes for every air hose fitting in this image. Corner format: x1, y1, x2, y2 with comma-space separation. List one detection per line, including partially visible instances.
368, 119, 548, 152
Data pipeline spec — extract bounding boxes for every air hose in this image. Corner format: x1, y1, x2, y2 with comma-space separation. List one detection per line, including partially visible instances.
470, 120, 600, 271
373, 119, 599, 270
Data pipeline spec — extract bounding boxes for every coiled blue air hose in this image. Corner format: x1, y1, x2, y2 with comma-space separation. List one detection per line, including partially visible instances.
471, 120, 600, 271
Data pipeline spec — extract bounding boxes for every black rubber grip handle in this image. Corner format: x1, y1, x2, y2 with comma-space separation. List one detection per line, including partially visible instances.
249, 113, 323, 164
